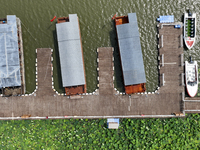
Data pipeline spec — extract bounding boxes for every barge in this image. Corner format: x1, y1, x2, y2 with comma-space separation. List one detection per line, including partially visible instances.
56, 14, 86, 96
115, 13, 146, 94
184, 10, 196, 49
0, 15, 25, 96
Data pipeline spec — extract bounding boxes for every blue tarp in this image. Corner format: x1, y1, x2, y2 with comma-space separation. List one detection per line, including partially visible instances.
0, 15, 21, 88
107, 118, 120, 124
157, 15, 174, 23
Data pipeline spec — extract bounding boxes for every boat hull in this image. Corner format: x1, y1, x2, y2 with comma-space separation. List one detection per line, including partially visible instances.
184, 12, 196, 49
185, 61, 198, 97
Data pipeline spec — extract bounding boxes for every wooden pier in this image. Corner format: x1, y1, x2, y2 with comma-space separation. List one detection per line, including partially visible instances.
0, 23, 200, 119
98, 47, 115, 95
158, 23, 184, 94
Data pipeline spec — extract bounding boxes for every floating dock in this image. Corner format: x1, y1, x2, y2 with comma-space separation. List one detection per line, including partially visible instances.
0, 46, 189, 119
0, 18, 200, 119
157, 23, 184, 93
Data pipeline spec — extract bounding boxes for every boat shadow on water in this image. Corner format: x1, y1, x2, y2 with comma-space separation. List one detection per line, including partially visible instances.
52, 29, 65, 93
109, 20, 125, 92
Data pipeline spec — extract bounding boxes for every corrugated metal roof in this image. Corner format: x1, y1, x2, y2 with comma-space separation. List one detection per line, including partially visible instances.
56, 21, 79, 41
56, 14, 85, 87
0, 15, 21, 88
116, 22, 139, 39
128, 13, 137, 23
116, 13, 146, 86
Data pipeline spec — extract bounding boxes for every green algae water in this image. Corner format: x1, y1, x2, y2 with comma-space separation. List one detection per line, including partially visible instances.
0, 0, 199, 93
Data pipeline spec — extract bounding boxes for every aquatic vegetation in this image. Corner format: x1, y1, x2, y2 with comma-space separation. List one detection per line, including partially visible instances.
0, 114, 200, 149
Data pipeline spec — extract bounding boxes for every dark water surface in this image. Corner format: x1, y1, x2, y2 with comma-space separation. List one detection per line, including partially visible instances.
0, 0, 199, 93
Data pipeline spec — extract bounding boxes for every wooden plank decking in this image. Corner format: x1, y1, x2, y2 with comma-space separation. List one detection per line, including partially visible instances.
158, 24, 184, 94
98, 47, 114, 95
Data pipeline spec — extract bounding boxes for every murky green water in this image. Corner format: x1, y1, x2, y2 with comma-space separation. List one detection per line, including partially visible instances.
0, 0, 199, 93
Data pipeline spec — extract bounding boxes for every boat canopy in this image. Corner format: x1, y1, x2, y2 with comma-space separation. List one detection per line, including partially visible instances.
0, 15, 21, 88
157, 15, 174, 23
56, 14, 85, 87
116, 13, 146, 86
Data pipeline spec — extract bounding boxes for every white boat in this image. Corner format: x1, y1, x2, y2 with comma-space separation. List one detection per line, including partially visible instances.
184, 10, 196, 49
185, 59, 198, 97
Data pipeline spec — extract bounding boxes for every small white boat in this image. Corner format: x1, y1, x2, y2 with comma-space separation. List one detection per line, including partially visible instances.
184, 10, 196, 49
185, 58, 198, 97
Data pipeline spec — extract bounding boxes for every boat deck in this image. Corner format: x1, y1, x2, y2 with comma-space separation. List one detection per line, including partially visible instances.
57, 17, 69, 23
115, 16, 129, 26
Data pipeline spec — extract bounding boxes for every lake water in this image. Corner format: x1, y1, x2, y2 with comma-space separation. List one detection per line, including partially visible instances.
0, 0, 199, 93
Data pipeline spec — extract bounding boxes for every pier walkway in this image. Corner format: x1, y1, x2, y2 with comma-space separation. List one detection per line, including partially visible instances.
98, 47, 114, 95
0, 23, 199, 119
158, 23, 184, 94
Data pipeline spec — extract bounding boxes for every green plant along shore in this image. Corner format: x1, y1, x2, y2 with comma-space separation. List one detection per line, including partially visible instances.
0, 114, 200, 149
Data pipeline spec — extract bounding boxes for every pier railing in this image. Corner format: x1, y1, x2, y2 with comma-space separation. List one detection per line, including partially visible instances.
180, 34, 183, 47
161, 35, 163, 48
181, 53, 184, 66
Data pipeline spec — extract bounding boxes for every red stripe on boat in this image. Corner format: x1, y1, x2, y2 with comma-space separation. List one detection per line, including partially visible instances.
186, 40, 194, 48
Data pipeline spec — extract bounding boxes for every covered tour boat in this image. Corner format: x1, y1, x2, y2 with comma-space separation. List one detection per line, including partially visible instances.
115, 13, 146, 94
56, 14, 87, 96
184, 10, 196, 49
